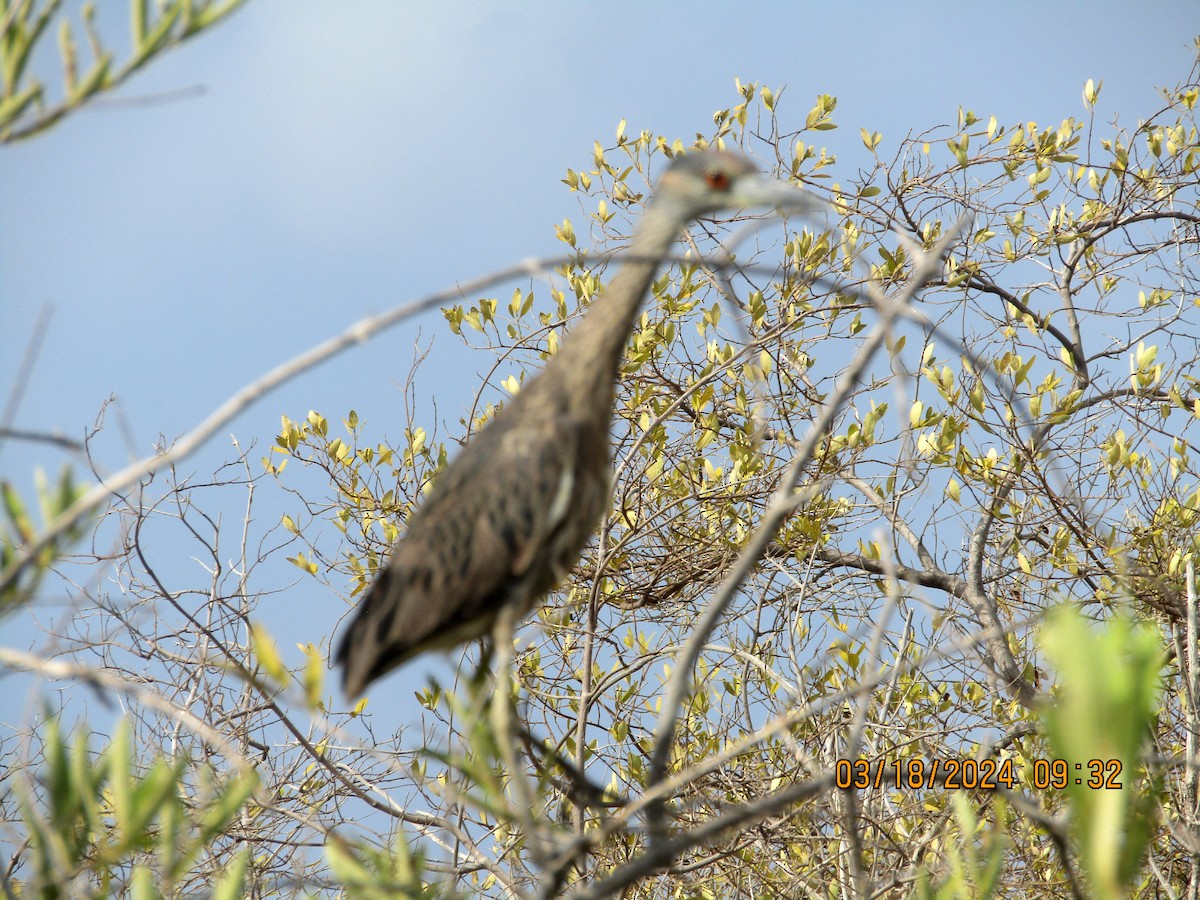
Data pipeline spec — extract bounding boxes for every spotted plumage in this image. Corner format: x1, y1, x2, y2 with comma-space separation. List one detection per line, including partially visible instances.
335, 150, 820, 698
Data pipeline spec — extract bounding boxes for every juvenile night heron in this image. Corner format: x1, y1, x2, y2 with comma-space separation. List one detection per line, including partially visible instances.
336, 150, 819, 698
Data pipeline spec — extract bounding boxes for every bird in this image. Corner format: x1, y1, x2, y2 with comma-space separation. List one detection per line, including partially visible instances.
335, 149, 820, 698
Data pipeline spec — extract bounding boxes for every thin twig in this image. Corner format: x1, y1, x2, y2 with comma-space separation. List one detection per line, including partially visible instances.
0, 304, 53, 458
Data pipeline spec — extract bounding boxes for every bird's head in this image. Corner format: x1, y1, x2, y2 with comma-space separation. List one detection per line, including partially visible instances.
652, 149, 822, 219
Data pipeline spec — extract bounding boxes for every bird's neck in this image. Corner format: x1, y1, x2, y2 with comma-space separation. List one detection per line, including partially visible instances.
549, 204, 684, 416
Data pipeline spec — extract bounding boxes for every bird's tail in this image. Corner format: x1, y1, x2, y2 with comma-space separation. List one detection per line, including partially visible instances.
335, 566, 398, 700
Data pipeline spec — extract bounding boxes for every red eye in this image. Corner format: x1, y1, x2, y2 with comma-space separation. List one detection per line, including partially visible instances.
705, 169, 731, 191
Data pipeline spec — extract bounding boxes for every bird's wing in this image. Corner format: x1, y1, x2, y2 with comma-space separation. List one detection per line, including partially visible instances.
336, 404, 582, 694
475, 412, 581, 579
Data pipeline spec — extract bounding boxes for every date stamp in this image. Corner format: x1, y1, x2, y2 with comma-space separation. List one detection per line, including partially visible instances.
835, 757, 1124, 791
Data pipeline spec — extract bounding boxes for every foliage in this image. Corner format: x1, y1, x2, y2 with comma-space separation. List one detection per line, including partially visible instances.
11, 715, 256, 898
0, 466, 89, 611
914, 796, 1007, 900
5, 34, 1200, 900
0, 0, 247, 143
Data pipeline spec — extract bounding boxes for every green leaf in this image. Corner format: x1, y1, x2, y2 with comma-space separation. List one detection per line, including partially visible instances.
211, 849, 250, 900
130, 864, 162, 900
196, 768, 259, 847
251, 621, 288, 684
1041, 606, 1163, 900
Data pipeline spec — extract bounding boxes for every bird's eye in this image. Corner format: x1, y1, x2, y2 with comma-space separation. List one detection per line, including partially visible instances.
705, 169, 731, 191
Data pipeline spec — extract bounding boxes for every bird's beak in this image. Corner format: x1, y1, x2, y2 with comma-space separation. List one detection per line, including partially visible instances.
738, 174, 825, 216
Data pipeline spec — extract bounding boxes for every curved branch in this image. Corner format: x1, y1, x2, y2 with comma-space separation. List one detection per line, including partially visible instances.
0, 251, 820, 600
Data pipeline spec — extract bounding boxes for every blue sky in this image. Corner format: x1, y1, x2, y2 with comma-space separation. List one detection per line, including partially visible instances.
1, 2, 1196, 714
